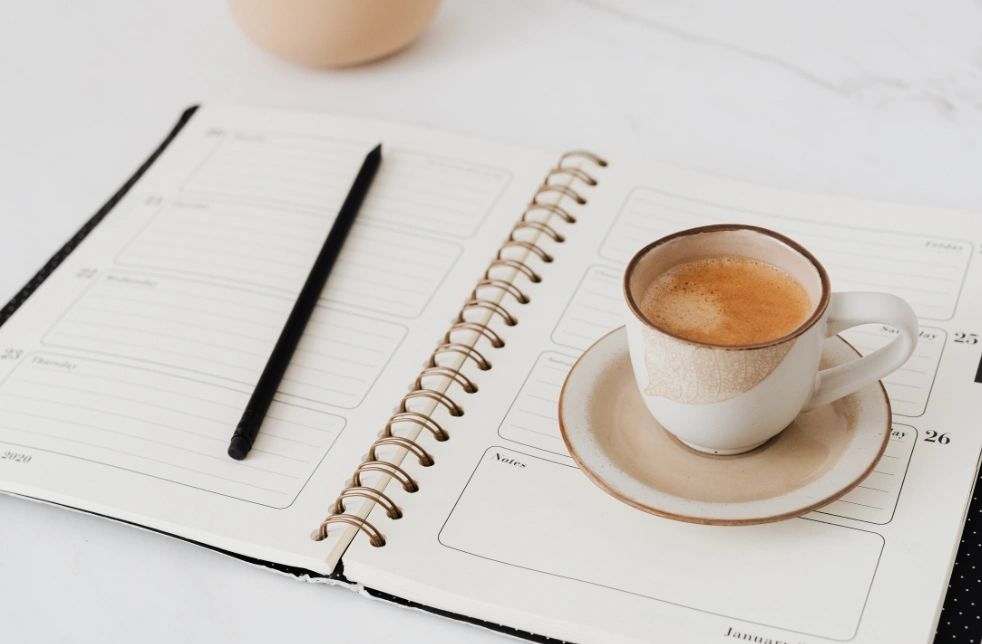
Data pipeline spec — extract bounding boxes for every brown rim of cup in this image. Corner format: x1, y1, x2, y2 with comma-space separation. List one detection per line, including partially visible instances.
622, 224, 832, 351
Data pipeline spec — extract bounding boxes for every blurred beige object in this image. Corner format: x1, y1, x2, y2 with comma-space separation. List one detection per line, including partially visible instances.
228, 0, 442, 68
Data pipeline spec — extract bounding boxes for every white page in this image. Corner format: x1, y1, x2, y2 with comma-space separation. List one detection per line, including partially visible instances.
0, 104, 556, 573
343, 158, 982, 643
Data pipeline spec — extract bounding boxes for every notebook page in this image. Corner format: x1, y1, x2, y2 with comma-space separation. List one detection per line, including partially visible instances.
0, 104, 556, 573
343, 160, 982, 643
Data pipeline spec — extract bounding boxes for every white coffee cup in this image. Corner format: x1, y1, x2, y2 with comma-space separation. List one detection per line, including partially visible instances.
623, 224, 918, 455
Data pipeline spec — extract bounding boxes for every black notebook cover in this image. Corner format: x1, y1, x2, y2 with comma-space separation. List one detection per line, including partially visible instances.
0, 106, 978, 644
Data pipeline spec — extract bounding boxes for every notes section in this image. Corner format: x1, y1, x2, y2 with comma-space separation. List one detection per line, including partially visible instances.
43, 273, 405, 408
551, 266, 624, 351
601, 188, 972, 320
840, 327, 945, 417
183, 131, 511, 238
118, 200, 460, 318
0, 354, 344, 507
816, 425, 916, 525
440, 447, 883, 641
498, 353, 574, 456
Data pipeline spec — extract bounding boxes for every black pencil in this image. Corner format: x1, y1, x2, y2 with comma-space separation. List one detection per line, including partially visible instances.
228, 143, 383, 460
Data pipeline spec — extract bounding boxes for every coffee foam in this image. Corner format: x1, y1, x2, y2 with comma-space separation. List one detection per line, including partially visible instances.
639, 255, 813, 346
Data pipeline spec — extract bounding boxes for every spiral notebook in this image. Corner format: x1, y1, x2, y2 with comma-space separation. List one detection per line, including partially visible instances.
1, 105, 980, 644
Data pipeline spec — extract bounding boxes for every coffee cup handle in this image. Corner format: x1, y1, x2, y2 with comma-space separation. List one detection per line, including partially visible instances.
804, 292, 919, 410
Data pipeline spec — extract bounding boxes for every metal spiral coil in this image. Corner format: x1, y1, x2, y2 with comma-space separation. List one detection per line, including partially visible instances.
415, 366, 478, 394
384, 411, 448, 442
486, 258, 542, 283
459, 299, 518, 327
334, 486, 404, 519
472, 278, 530, 304
498, 240, 554, 264
429, 342, 492, 372
352, 460, 419, 492
546, 166, 597, 187
558, 150, 608, 168
401, 388, 464, 417
369, 436, 434, 467
311, 150, 606, 547
445, 321, 505, 349
532, 184, 587, 206
523, 202, 576, 224
511, 220, 565, 243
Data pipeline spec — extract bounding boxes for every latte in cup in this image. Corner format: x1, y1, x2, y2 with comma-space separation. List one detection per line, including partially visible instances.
623, 224, 919, 455
638, 256, 813, 346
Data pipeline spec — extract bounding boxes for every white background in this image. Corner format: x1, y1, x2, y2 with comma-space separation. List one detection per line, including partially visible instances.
1, 1, 980, 642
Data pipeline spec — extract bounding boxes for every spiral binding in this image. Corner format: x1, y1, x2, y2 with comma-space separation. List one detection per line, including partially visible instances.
311, 150, 607, 547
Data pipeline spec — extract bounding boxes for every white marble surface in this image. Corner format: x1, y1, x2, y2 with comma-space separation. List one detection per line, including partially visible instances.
0, 1, 980, 642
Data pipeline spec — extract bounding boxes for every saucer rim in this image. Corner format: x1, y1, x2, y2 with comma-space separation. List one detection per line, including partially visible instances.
558, 326, 891, 526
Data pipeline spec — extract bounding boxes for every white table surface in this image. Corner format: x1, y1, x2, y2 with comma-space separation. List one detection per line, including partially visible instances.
1, 1, 980, 642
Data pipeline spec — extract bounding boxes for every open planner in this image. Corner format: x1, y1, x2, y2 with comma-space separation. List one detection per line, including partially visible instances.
1, 104, 981, 644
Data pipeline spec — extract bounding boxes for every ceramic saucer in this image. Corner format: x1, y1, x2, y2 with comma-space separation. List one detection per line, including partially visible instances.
559, 327, 890, 525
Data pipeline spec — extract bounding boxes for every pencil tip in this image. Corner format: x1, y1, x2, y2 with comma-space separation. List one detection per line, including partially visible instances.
370, 143, 382, 157
227, 436, 249, 460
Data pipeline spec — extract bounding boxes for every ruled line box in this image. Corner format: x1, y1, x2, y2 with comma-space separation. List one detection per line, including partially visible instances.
182, 131, 511, 238
117, 200, 461, 318
441, 447, 883, 641
279, 307, 406, 409
840, 326, 945, 417
42, 272, 405, 409
600, 188, 973, 320
498, 352, 577, 456
0, 353, 345, 507
182, 131, 365, 210
551, 265, 624, 352
359, 150, 511, 238
815, 424, 917, 525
